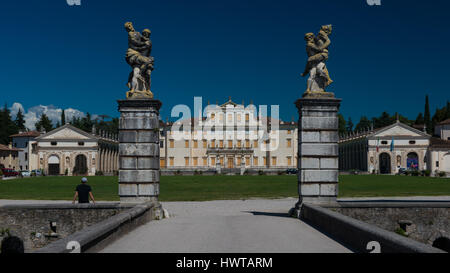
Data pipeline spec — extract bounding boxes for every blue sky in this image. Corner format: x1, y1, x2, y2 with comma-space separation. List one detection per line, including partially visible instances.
1, 0, 449, 127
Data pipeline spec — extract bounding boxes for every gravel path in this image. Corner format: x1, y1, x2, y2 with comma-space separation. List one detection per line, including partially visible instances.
99, 198, 351, 253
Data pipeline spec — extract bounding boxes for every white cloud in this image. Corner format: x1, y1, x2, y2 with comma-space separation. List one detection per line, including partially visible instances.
10, 103, 88, 130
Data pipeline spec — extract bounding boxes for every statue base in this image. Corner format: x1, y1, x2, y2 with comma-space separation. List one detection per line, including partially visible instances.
126, 90, 154, 100
302, 90, 335, 99
117, 99, 162, 203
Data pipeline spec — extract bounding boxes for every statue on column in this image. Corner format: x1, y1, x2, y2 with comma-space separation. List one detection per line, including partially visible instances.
301, 24, 334, 98
124, 22, 154, 99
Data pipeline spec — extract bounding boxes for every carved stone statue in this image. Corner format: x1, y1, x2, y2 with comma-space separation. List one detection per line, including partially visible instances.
301, 25, 334, 98
124, 22, 154, 99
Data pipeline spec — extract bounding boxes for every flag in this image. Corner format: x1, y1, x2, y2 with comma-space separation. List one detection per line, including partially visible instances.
390, 137, 394, 152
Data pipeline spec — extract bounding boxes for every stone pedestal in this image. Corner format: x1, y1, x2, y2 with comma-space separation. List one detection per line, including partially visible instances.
118, 99, 162, 203
292, 97, 341, 213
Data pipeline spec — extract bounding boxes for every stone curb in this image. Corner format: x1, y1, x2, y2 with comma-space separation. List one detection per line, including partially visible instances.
33, 202, 160, 253
301, 203, 445, 253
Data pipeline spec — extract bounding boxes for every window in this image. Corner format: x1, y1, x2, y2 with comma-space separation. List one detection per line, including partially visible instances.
263, 157, 267, 165
185, 140, 189, 148
219, 140, 224, 148
169, 139, 174, 148
237, 140, 241, 148
25, 153, 28, 161
245, 140, 250, 148
160, 141, 164, 148
436, 161, 439, 168
193, 157, 198, 166
246, 157, 250, 166
211, 113, 215, 121
272, 157, 277, 166
193, 140, 198, 148
381, 141, 388, 145
220, 157, 224, 166
254, 156, 258, 166
287, 156, 292, 166
51, 141, 57, 146
211, 140, 216, 147
228, 140, 233, 148
169, 157, 174, 166
78, 141, 85, 146
254, 140, 258, 148
287, 139, 292, 148
184, 157, 189, 166
237, 157, 241, 165
211, 157, 216, 165
160, 158, 166, 167
245, 114, 249, 122
203, 140, 207, 148
203, 157, 207, 166
287, 130, 291, 135
409, 140, 416, 145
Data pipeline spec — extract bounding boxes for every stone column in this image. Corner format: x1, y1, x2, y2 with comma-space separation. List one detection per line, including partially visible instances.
118, 99, 162, 203
293, 97, 341, 210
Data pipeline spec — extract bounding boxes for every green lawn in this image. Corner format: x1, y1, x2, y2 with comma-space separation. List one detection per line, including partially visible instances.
0, 175, 449, 201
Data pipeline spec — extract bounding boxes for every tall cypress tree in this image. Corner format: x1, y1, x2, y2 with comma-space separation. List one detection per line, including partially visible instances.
424, 95, 432, 134
15, 109, 26, 131
61, 109, 66, 125
446, 101, 450, 119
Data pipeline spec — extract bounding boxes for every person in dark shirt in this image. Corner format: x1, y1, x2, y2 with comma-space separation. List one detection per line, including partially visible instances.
72, 177, 96, 204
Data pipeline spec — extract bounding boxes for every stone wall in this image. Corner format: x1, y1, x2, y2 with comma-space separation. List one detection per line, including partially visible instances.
0, 203, 130, 252
333, 206, 450, 246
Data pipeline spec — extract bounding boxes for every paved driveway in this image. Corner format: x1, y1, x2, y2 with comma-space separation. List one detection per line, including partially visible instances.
100, 198, 351, 253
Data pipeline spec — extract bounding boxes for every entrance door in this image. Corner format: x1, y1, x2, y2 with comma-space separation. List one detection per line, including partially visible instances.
74, 154, 88, 175
379, 153, 391, 174
48, 155, 60, 176
407, 152, 419, 170
227, 157, 234, 169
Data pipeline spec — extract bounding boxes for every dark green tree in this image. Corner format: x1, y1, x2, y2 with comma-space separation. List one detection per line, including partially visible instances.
355, 116, 371, 132
415, 113, 424, 125
15, 108, 26, 131
446, 101, 450, 119
424, 95, 432, 134
0, 104, 19, 145
61, 109, 66, 125
35, 113, 53, 132
346, 117, 354, 132
338, 114, 346, 135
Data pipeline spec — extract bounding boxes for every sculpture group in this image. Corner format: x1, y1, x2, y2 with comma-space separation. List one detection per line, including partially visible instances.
301, 24, 334, 97
124, 22, 154, 99
123, 22, 334, 99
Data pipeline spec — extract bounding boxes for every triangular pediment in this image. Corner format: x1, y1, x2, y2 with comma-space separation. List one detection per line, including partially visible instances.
372, 122, 429, 138
37, 124, 96, 141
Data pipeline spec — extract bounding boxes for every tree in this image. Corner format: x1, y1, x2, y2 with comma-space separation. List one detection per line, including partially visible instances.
446, 101, 450, 119
61, 109, 66, 125
355, 116, 371, 132
15, 108, 26, 131
415, 113, 424, 125
0, 104, 18, 145
338, 114, 347, 135
35, 113, 53, 133
346, 117, 354, 132
424, 95, 432, 134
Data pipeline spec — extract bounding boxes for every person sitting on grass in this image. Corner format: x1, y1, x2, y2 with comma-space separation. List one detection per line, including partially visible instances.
72, 177, 96, 204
